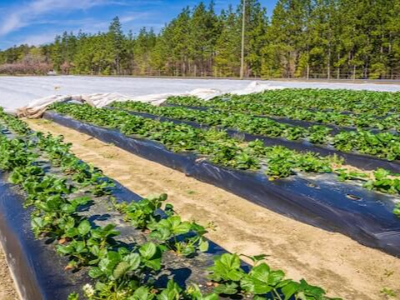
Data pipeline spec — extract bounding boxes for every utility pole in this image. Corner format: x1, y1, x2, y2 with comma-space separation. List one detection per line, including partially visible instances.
240, 0, 246, 80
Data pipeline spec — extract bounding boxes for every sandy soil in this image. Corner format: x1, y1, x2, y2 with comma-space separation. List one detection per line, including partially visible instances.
26, 119, 400, 300
0, 244, 18, 300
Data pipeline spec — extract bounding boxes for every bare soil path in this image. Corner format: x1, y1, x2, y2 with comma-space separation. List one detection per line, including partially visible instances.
0, 243, 18, 300
26, 119, 400, 300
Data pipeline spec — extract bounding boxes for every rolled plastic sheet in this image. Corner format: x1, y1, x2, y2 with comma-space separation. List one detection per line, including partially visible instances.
44, 111, 400, 257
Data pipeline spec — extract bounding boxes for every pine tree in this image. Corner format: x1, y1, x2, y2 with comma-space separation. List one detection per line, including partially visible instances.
1, 0, 400, 79
189, 1, 219, 76
108, 17, 124, 74
133, 28, 156, 75
214, 6, 241, 76
243, 0, 269, 77
51, 36, 63, 72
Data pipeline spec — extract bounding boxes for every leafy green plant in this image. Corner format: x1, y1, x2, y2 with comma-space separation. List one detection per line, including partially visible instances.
49, 102, 400, 204
56, 221, 120, 269
0, 107, 345, 300
208, 253, 335, 299
88, 242, 163, 296
185, 284, 218, 300
380, 287, 397, 298
35, 132, 115, 195
364, 168, 400, 195
50, 103, 337, 178
115, 193, 172, 229
335, 168, 369, 182
0, 136, 37, 170
165, 89, 400, 132
149, 215, 209, 257
122, 98, 400, 162
0, 107, 31, 134
393, 203, 400, 218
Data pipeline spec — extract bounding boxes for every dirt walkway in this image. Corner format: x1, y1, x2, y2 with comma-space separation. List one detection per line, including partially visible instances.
0, 244, 18, 300
27, 119, 400, 300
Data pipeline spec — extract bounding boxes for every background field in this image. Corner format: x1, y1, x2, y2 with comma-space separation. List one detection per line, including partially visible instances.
2, 76, 400, 109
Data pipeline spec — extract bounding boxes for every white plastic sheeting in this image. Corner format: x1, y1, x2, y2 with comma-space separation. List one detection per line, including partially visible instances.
12, 81, 286, 118
2, 76, 400, 108
1, 76, 400, 117
14, 93, 132, 118
0, 76, 256, 110
230, 81, 286, 95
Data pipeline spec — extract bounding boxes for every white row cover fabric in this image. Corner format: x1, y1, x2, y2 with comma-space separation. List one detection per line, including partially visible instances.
13, 81, 285, 118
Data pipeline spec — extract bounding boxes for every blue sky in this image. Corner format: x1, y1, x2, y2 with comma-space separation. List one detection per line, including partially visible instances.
0, 0, 277, 50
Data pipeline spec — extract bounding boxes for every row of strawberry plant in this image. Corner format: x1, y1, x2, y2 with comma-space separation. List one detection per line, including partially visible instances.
165, 95, 400, 133
0, 130, 201, 299
50, 103, 335, 177
108, 102, 400, 209
111, 101, 324, 142
204, 89, 400, 115
0, 108, 31, 134
0, 110, 337, 299
0, 113, 212, 298
48, 103, 400, 217
111, 101, 400, 162
44, 108, 400, 259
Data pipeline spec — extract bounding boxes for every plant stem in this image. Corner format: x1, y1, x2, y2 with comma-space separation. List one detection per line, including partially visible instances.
273, 289, 283, 300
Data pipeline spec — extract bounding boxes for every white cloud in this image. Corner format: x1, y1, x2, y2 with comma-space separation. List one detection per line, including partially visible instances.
119, 12, 150, 24
0, 0, 166, 48
0, 14, 23, 36
21, 32, 59, 46
119, 15, 137, 23
17, 12, 154, 46
0, 0, 123, 36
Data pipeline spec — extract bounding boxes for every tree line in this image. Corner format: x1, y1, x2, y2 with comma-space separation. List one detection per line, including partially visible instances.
1, 0, 400, 79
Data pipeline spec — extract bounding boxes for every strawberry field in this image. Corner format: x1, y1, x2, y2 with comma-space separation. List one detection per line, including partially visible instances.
1, 88, 400, 299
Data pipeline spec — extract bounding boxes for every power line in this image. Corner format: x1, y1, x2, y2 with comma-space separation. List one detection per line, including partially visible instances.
240, 0, 246, 80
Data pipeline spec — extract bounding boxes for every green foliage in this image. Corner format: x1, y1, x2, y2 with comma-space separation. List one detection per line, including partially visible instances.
52, 102, 336, 179
164, 91, 400, 161
0, 136, 37, 171
112, 100, 311, 142
149, 215, 209, 257
364, 168, 400, 195
335, 169, 368, 182
166, 89, 400, 130
380, 287, 398, 298
208, 253, 334, 299
115, 193, 171, 229
0, 108, 30, 134
0, 105, 344, 300
54, 101, 400, 203
393, 203, 400, 218
1, 0, 400, 78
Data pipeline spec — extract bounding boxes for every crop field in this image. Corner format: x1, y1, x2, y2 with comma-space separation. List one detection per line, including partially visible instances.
2, 76, 400, 110
1, 87, 400, 300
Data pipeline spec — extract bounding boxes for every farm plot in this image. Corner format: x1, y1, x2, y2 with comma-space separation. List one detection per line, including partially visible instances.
110, 101, 400, 172
25, 118, 400, 300
44, 97, 400, 257
165, 88, 400, 123
0, 109, 337, 299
